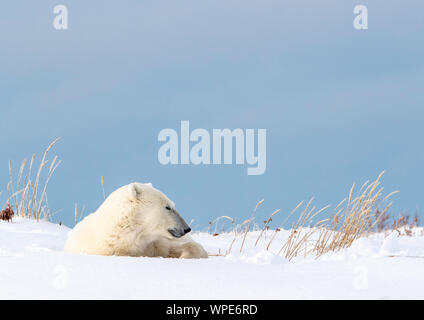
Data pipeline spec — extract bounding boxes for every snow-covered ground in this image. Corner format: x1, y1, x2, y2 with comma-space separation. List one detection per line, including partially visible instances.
1, 217, 424, 299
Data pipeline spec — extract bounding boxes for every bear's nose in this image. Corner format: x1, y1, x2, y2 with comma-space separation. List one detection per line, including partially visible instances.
184, 227, 191, 235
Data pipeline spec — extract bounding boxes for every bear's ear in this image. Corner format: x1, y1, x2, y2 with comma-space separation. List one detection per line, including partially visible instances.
130, 183, 143, 199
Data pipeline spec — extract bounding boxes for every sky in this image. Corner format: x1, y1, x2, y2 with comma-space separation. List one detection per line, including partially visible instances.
1, 1, 423, 229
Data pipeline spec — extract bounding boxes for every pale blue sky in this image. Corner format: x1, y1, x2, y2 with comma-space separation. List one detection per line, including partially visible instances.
1, 1, 423, 228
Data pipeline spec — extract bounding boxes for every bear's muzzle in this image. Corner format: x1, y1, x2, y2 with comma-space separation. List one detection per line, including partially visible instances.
168, 227, 191, 238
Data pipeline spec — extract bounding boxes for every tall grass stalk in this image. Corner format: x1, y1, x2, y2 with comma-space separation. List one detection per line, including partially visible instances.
2, 139, 61, 221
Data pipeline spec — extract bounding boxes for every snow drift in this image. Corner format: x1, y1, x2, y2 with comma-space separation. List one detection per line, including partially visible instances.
1, 218, 424, 299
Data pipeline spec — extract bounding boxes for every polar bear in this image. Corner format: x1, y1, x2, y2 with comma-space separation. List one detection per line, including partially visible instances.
64, 183, 208, 259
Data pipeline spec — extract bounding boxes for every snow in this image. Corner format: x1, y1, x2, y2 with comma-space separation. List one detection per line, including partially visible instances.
1, 218, 424, 299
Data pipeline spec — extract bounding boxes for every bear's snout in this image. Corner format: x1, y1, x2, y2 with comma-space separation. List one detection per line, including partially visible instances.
168, 228, 184, 238
167, 209, 191, 238
168, 227, 191, 238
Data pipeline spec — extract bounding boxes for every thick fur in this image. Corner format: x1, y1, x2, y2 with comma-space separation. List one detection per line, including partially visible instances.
64, 183, 208, 259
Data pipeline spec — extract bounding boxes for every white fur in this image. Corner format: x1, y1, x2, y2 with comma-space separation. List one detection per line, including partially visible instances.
64, 183, 208, 259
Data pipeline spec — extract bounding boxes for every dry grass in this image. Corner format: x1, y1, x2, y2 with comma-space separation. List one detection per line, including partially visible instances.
388, 214, 419, 236
101, 176, 106, 200
311, 172, 397, 258
1, 139, 61, 222
279, 201, 330, 260
73, 203, 87, 226
210, 172, 402, 260
279, 172, 399, 259
240, 199, 264, 252
254, 208, 280, 247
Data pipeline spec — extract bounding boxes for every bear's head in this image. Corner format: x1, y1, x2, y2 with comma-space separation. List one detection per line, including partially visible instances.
102, 182, 192, 239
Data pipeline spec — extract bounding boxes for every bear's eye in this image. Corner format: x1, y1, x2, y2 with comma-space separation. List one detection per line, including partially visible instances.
165, 206, 172, 211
